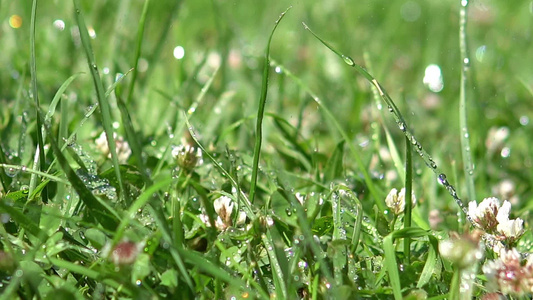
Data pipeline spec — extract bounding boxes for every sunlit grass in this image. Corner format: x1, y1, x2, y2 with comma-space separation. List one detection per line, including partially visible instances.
0, 0, 532, 299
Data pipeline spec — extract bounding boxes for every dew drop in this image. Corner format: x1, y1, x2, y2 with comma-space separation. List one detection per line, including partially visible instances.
398, 122, 406, 132
342, 55, 355, 66
437, 173, 448, 186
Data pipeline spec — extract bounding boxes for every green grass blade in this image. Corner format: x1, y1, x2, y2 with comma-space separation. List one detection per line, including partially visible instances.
403, 136, 413, 264
0, 201, 48, 242
30, 0, 48, 204
72, 0, 125, 201
147, 204, 195, 292
112, 178, 172, 244
44, 118, 120, 231
126, 0, 151, 105
262, 230, 288, 299
249, 7, 291, 204
459, 0, 476, 203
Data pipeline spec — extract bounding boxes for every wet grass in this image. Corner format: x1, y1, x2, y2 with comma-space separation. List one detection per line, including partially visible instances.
0, 0, 532, 299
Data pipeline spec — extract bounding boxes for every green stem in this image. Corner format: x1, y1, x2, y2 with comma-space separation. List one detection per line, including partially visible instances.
249, 7, 291, 203
459, 0, 476, 203
404, 136, 413, 264
30, 0, 48, 203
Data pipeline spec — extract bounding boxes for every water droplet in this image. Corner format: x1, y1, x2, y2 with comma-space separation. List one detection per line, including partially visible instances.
437, 173, 448, 186
342, 55, 355, 66
5, 167, 19, 177
398, 122, 406, 132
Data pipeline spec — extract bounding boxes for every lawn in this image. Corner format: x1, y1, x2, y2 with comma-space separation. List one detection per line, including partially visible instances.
1, 0, 533, 299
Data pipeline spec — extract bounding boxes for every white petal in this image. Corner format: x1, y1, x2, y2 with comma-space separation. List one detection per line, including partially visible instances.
496, 200, 512, 223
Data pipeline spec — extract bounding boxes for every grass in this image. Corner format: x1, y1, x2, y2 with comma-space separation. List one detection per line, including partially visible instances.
1, 0, 533, 299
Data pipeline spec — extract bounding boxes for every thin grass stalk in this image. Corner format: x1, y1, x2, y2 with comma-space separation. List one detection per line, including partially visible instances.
302, 23, 475, 225
30, 0, 48, 204
249, 7, 291, 204
72, 0, 125, 201
404, 136, 413, 264
126, 0, 150, 105
459, 0, 476, 203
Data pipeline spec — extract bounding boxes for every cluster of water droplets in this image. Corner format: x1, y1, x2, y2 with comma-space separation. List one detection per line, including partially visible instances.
69, 142, 117, 201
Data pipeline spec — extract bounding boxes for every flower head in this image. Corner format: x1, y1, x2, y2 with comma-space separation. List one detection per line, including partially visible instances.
468, 198, 525, 244
201, 196, 246, 231
171, 144, 203, 171
95, 131, 131, 163
385, 188, 416, 215
483, 248, 533, 296
102, 240, 143, 265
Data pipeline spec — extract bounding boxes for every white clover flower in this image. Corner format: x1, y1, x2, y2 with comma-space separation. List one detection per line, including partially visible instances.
468, 197, 500, 232
495, 201, 525, 243
469, 198, 525, 244
202, 196, 246, 231
95, 131, 131, 163
483, 248, 533, 296
171, 144, 203, 171
385, 188, 416, 215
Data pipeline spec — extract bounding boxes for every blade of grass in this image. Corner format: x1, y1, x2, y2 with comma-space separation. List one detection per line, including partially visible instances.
404, 136, 413, 264
249, 7, 291, 204
261, 230, 289, 299
459, 0, 476, 203
112, 178, 172, 245
126, 0, 150, 105
0, 201, 48, 242
0, 165, 68, 185
43, 113, 120, 231
383, 227, 430, 300
72, 0, 125, 201
30, 0, 48, 204
28, 73, 83, 199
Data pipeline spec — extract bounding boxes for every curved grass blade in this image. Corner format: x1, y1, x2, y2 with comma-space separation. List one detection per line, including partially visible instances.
0, 201, 48, 242
249, 7, 291, 204
112, 178, 172, 245
43, 113, 120, 231
72, 0, 125, 201
302, 23, 476, 226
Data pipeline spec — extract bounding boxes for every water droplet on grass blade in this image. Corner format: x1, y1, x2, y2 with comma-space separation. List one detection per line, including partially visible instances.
341, 55, 355, 66
438, 173, 448, 186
